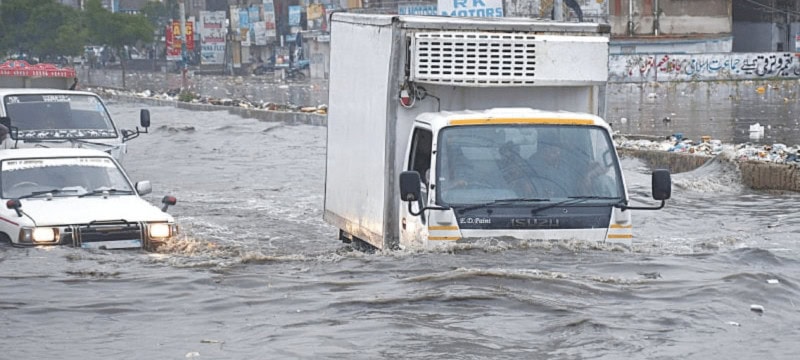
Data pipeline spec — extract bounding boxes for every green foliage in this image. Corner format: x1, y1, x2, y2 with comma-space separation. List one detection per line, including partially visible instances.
141, 0, 179, 30
84, 0, 153, 56
0, 0, 85, 60
178, 91, 196, 102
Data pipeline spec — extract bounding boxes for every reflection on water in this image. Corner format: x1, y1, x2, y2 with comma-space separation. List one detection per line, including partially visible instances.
608, 81, 800, 145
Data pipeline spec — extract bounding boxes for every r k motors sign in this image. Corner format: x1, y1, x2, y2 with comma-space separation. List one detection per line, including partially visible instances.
437, 0, 504, 17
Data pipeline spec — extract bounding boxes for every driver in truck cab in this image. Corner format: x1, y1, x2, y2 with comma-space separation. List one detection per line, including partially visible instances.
501, 128, 620, 199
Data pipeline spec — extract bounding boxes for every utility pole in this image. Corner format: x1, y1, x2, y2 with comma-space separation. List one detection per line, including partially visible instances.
554, 0, 563, 21
178, 0, 188, 91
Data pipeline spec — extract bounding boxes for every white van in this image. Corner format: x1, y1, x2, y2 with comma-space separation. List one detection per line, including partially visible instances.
0, 88, 150, 162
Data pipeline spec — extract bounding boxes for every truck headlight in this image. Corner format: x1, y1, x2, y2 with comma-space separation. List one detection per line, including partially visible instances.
19, 227, 59, 243
148, 223, 174, 239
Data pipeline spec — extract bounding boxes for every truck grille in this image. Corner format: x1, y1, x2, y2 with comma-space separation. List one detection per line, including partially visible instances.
410, 32, 537, 86
67, 221, 144, 246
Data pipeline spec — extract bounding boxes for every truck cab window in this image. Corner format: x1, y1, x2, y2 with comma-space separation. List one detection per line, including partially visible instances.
408, 128, 432, 184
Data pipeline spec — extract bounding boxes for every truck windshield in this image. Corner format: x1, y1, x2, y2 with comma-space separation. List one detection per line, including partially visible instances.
3, 94, 117, 139
1, 157, 133, 199
435, 124, 624, 206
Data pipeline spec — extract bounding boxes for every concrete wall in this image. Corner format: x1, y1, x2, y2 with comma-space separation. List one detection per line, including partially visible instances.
608, 0, 731, 36
610, 36, 732, 55
619, 148, 800, 192
108, 93, 327, 126
617, 148, 711, 174
609, 52, 800, 82
739, 161, 800, 192
78, 68, 330, 106
504, 0, 609, 23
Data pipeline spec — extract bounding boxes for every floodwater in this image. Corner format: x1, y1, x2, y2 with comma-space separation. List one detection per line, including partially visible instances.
1, 102, 799, 359
607, 82, 800, 145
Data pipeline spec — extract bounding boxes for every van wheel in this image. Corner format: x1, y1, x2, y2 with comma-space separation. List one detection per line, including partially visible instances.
0, 233, 11, 245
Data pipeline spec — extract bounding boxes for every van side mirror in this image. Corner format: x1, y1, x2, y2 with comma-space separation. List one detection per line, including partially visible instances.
140, 109, 151, 128
124, 110, 151, 142
135, 180, 152, 195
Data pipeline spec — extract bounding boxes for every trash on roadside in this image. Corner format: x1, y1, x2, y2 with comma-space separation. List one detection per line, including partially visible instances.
767, 279, 780, 284
750, 304, 765, 313
749, 123, 765, 139
727, 321, 741, 327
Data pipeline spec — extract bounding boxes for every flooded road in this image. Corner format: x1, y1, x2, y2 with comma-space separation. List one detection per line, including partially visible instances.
1, 102, 799, 359
608, 82, 800, 146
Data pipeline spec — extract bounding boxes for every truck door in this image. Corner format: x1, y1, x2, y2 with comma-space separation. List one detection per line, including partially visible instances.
399, 126, 432, 248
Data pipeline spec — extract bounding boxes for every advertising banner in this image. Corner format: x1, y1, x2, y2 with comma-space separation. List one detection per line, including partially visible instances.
263, 0, 277, 39
437, 0, 503, 17
398, 4, 437, 15
249, 6, 262, 45
239, 8, 251, 46
253, 21, 268, 46
199, 11, 226, 65
307, 3, 326, 31
166, 20, 195, 60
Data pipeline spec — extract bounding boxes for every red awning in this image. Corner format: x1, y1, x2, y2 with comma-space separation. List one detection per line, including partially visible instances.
0, 60, 76, 78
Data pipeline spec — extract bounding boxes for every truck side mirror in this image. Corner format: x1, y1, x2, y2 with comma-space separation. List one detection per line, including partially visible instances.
399, 171, 421, 202
140, 109, 151, 128
618, 169, 671, 211
651, 169, 671, 200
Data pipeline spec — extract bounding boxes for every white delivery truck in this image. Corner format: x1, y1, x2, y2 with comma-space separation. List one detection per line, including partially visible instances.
324, 13, 671, 251
0, 61, 150, 162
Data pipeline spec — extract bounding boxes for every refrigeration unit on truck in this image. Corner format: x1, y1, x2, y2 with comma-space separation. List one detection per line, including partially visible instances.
324, 13, 671, 251
0, 61, 150, 162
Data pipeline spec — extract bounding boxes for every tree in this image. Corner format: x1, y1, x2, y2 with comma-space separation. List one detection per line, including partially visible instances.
0, 0, 85, 61
141, 0, 179, 30
28, 3, 86, 61
85, 0, 153, 88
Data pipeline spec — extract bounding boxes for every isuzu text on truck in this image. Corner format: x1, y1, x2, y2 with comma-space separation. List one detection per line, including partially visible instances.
324, 14, 671, 251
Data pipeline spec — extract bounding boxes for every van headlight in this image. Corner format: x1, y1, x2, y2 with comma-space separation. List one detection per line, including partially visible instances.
148, 223, 176, 239
19, 227, 59, 243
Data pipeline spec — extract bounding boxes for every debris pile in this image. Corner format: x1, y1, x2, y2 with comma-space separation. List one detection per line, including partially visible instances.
615, 133, 800, 164
90, 87, 328, 115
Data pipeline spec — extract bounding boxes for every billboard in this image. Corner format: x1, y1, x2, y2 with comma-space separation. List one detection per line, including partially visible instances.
199, 11, 226, 65
166, 19, 195, 61
437, 0, 503, 17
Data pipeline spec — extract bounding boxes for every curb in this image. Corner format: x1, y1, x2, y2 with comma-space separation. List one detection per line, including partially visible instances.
619, 148, 800, 192
106, 93, 327, 126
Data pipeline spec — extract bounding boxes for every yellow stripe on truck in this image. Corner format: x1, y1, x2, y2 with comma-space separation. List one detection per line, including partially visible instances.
607, 222, 634, 241
606, 234, 634, 239
428, 226, 459, 231
428, 236, 462, 241
450, 118, 596, 126
428, 225, 461, 241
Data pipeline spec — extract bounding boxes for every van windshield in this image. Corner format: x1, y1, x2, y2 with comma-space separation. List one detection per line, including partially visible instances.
1, 156, 133, 199
3, 94, 117, 139
435, 124, 624, 206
